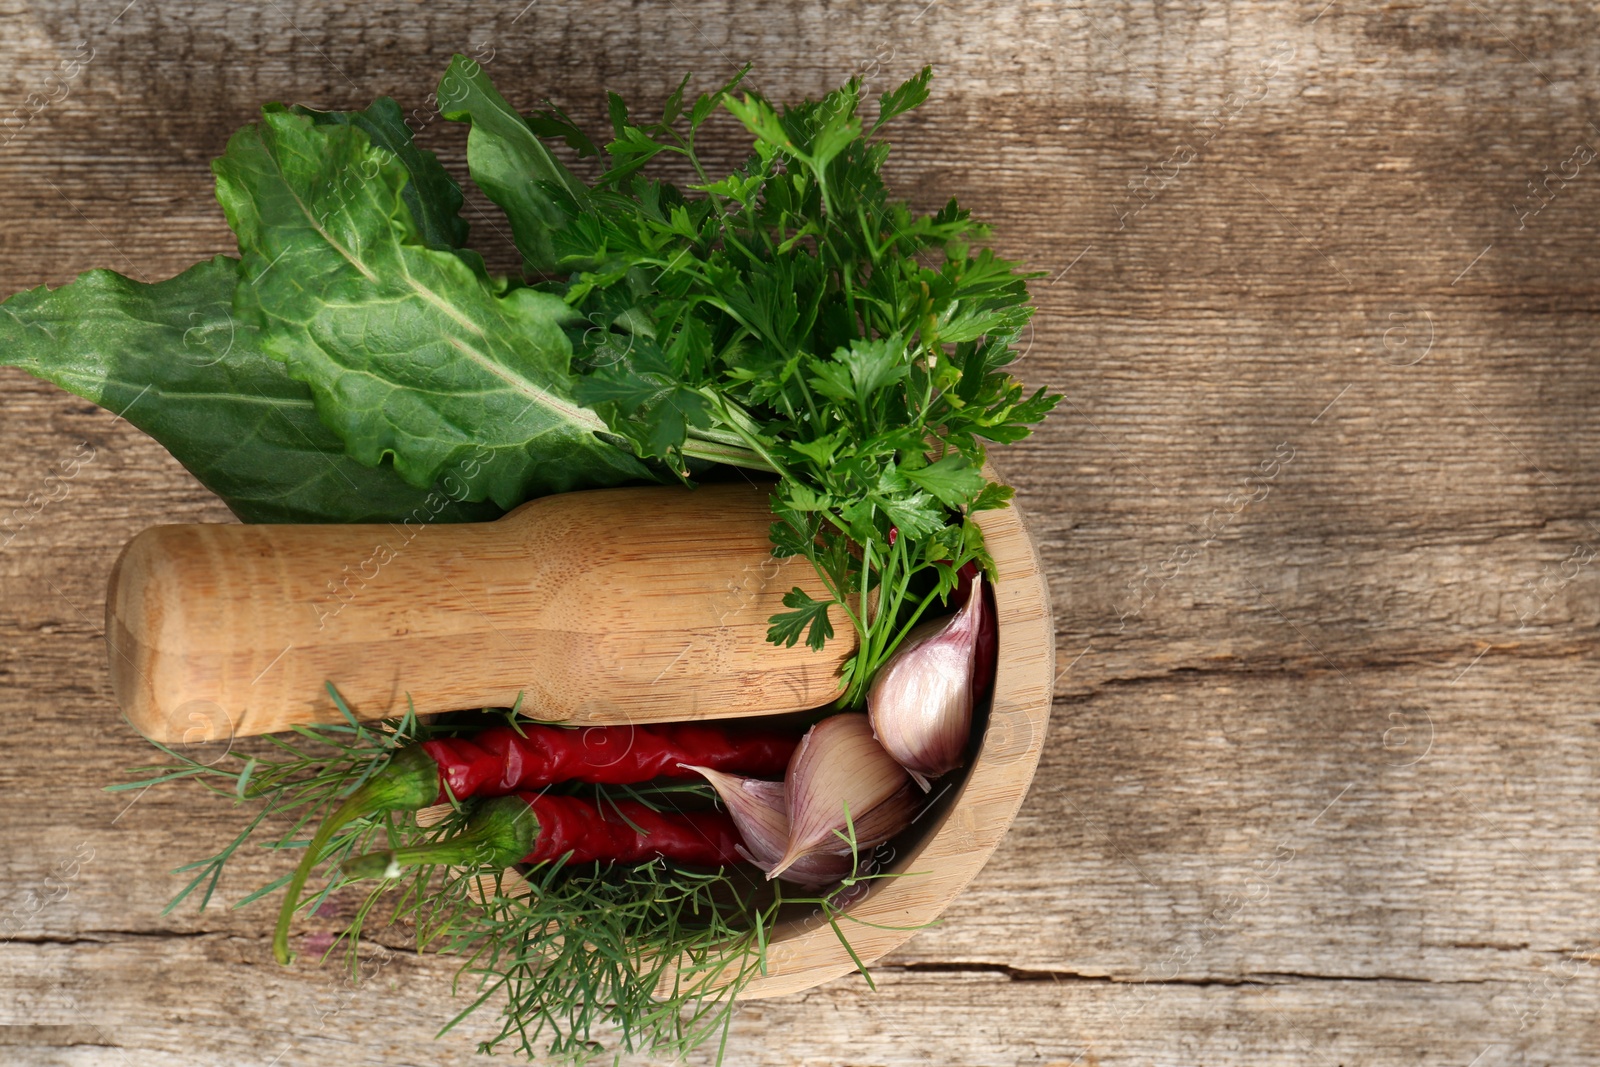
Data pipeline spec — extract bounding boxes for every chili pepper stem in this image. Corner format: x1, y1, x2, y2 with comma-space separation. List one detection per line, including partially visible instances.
270, 746, 440, 966
340, 796, 538, 883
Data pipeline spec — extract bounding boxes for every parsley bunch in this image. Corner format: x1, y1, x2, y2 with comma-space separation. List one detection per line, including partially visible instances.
543, 65, 1060, 697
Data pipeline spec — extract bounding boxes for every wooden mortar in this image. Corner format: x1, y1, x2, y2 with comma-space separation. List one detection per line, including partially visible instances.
105, 476, 1052, 999
736, 489, 1054, 995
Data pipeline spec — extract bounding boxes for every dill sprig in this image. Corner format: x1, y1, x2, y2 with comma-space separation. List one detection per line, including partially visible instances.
359, 833, 910, 1062
113, 690, 910, 1065
429, 862, 760, 1060
108, 685, 432, 916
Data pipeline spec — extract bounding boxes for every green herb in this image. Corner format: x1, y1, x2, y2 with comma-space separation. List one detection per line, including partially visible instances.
1, 58, 1055, 694
114, 695, 905, 1065
108, 686, 434, 915
0, 256, 497, 523
522, 64, 1058, 697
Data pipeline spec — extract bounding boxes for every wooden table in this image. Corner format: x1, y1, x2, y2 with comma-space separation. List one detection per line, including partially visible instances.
3, 1, 1597, 1063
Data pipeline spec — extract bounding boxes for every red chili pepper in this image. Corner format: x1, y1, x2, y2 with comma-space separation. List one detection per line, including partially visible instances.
273, 720, 795, 964
519, 792, 742, 868
338, 792, 743, 880
418, 722, 798, 804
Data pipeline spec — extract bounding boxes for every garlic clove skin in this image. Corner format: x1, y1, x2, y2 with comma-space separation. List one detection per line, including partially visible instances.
802, 779, 919, 856
682, 765, 788, 865
957, 563, 999, 706
768, 713, 913, 880
867, 571, 986, 787
764, 847, 858, 889
683, 764, 856, 888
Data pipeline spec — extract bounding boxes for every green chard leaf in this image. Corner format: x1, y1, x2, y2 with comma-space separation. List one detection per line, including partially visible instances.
212, 104, 655, 509
291, 96, 470, 253
523, 102, 602, 158
436, 54, 590, 274
0, 256, 497, 523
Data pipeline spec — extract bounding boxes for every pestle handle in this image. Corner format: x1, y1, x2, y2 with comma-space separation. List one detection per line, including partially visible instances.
106, 483, 848, 743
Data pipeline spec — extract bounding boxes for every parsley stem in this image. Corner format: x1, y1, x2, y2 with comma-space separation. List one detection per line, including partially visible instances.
687, 425, 749, 450
680, 436, 772, 472
696, 390, 795, 483
859, 528, 876, 633
841, 262, 861, 339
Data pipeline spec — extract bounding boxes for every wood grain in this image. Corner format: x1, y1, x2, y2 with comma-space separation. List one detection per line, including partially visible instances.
4, 0, 1600, 1064
104, 482, 847, 741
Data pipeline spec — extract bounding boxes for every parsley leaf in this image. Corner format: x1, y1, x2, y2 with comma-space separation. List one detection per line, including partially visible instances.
873, 66, 933, 132
904, 454, 988, 509
767, 587, 836, 651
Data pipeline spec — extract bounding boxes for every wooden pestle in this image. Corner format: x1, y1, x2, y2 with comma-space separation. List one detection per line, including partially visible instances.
106, 482, 848, 743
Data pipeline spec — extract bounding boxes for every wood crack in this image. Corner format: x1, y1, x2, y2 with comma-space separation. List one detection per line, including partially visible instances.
0, 929, 220, 945
1053, 640, 1600, 695
890, 962, 1504, 986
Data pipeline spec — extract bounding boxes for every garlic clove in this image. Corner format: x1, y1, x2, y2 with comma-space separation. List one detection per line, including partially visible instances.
867, 571, 986, 788
757, 845, 857, 889
786, 849, 860, 888
802, 779, 920, 856
683, 764, 856, 888
680, 764, 787, 866
957, 563, 999, 706
768, 713, 913, 880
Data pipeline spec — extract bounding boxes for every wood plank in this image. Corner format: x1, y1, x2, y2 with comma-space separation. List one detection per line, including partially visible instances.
4, 943, 1597, 1066
4, 0, 1600, 1062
